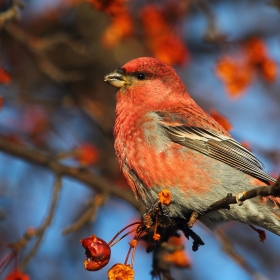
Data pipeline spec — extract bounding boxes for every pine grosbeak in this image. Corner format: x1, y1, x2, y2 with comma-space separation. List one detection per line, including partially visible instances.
104, 57, 279, 235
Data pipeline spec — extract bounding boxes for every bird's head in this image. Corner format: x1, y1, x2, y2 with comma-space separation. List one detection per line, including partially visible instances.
104, 57, 188, 109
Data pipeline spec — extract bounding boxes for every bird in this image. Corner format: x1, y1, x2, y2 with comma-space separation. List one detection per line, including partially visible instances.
104, 57, 280, 235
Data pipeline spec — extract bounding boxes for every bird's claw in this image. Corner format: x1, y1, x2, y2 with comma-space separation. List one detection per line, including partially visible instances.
236, 191, 246, 206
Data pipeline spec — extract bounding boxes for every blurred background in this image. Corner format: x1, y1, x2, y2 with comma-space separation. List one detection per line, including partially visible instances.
0, 0, 280, 279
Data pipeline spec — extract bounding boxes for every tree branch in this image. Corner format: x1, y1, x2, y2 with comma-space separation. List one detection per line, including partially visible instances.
207, 176, 280, 213
0, 135, 145, 214
188, 176, 280, 227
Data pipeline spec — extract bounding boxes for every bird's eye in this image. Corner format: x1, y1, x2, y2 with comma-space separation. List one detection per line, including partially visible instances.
137, 73, 145, 80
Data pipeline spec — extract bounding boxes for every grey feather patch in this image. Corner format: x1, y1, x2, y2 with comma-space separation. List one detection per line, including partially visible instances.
162, 125, 276, 184
142, 112, 170, 152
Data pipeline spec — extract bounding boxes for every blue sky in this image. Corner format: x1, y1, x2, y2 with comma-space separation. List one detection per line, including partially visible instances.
1, 1, 280, 280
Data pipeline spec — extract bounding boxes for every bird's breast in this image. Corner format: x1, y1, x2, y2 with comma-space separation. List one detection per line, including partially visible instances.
114, 110, 220, 196
114, 111, 169, 168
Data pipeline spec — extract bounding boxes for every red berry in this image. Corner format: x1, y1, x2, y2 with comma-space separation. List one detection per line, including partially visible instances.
80, 235, 111, 271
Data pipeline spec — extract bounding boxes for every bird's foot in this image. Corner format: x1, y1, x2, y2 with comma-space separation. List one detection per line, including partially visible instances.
236, 191, 246, 206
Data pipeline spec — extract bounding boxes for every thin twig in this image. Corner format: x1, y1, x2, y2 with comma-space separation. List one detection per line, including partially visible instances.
3, 22, 84, 82
0, 0, 24, 29
7, 228, 37, 252
194, 0, 227, 43
19, 176, 62, 270
63, 194, 107, 234
216, 230, 268, 280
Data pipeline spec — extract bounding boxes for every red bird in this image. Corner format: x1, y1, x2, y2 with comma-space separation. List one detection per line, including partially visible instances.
104, 57, 280, 235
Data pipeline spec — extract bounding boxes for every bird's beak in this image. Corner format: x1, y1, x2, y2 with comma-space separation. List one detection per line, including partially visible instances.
104, 68, 128, 89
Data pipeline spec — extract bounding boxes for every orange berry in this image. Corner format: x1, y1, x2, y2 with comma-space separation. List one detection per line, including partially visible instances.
108, 263, 134, 280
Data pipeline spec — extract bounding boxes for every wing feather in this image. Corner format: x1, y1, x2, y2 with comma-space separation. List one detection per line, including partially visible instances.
162, 124, 275, 184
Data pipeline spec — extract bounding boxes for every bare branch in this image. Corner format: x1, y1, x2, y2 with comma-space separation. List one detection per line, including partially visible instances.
3, 22, 84, 82
63, 194, 107, 234
0, 135, 145, 214
193, 0, 228, 43
0, 0, 24, 29
7, 176, 63, 270
19, 176, 62, 270
216, 230, 269, 280
206, 176, 280, 214
188, 176, 280, 227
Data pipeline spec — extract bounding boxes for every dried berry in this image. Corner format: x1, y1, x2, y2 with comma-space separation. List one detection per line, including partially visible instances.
80, 235, 111, 271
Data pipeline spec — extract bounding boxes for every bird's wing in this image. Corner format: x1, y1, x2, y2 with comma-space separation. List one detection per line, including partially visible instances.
158, 113, 276, 184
